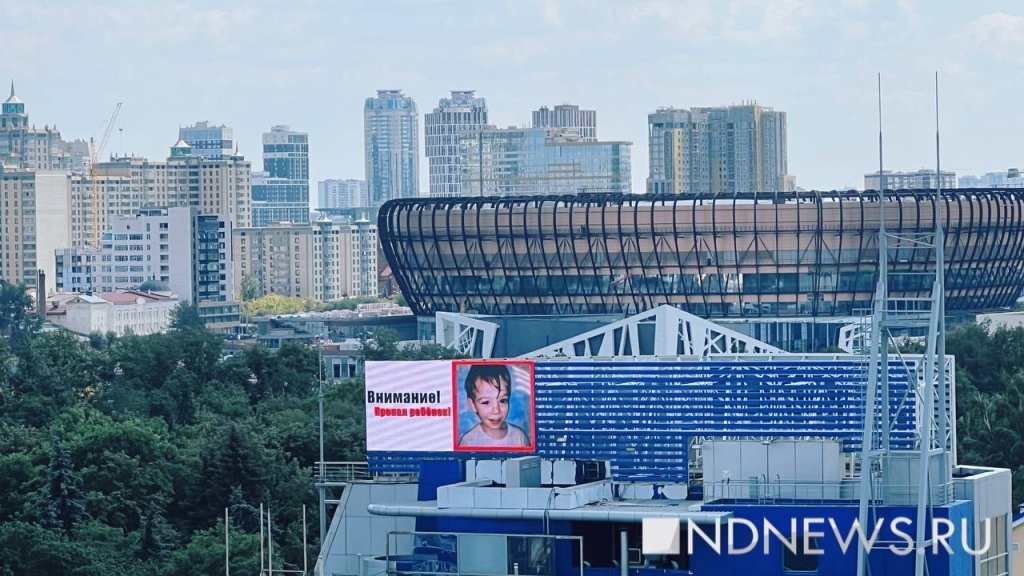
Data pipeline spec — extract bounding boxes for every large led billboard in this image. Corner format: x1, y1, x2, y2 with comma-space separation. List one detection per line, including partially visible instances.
365, 360, 535, 453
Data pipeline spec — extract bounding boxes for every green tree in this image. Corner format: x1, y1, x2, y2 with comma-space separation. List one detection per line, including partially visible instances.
191, 423, 270, 528
45, 438, 86, 539
0, 521, 82, 576
226, 485, 260, 533
360, 327, 463, 361
0, 450, 44, 523
8, 331, 103, 426
359, 328, 400, 360
240, 274, 262, 302
0, 282, 41, 350
169, 301, 205, 332
163, 525, 260, 576
318, 295, 389, 312
137, 506, 177, 562
242, 294, 319, 317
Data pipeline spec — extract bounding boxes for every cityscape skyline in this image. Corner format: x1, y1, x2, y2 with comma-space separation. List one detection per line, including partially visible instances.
2, 1, 1022, 198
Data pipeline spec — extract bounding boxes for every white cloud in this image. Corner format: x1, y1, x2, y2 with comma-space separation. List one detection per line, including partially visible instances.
617, 0, 715, 38
616, 0, 812, 43
967, 12, 1024, 62
541, 0, 562, 29
738, 0, 811, 41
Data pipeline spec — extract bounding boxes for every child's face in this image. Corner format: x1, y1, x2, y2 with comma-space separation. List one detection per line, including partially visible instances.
467, 377, 510, 433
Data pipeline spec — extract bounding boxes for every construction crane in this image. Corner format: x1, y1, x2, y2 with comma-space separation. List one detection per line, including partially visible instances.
89, 102, 122, 246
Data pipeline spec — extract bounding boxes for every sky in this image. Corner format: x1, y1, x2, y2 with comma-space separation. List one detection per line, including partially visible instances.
3, 0, 1023, 195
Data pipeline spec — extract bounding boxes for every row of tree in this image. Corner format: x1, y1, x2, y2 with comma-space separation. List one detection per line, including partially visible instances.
947, 322, 1024, 503
240, 293, 396, 319
0, 287, 371, 575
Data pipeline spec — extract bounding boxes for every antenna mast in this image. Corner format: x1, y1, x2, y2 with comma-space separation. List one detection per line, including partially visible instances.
856, 73, 889, 576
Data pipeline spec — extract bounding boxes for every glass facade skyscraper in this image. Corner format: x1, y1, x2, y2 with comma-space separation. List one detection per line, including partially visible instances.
252, 125, 310, 226
364, 90, 419, 205
647, 104, 789, 195
425, 90, 489, 198
458, 127, 631, 197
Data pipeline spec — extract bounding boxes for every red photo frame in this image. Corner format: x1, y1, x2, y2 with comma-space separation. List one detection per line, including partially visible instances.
451, 359, 536, 453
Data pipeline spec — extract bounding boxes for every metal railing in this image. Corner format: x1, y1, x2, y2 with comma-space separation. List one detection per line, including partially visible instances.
703, 478, 954, 506
314, 461, 418, 484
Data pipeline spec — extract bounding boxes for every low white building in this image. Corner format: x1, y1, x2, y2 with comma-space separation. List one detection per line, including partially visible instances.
54, 206, 234, 304
47, 291, 179, 336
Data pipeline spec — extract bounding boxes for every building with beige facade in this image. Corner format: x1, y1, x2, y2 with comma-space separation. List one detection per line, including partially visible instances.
647, 103, 790, 195
0, 83, 74, 171
45, 290, 179, 336
55, 206, 233, 304
233, 216, 378, 302
70, 141, 251, 247
0, 167, 72, 287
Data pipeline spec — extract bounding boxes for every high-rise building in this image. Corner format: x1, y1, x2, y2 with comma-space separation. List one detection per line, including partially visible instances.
458, 127, 631, 196
232, 217, 378, 301
318, 179, 368, 210
425, 91, 489, 198
646, 108, 708, 195
263, 124, 308, 180
364, 90, 419, 205
532, 103, 597, 141
70, 140, 252, 245
54, 206, 233, 304
252, 125, 310, 226
0, 82, 71, 171
179, 121, 234, 159
0, 167, 72, 287
864, 169, 957, 191
647, 103, 789, 195
351, 216, 378, 300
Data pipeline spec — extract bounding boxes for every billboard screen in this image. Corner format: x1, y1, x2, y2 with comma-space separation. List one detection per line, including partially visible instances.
365, 360, 535, 453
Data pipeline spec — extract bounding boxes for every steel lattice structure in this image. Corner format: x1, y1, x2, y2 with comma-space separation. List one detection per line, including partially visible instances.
378, 189, 1024, 318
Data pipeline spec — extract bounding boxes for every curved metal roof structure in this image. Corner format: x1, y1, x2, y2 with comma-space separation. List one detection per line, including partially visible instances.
379, 189, 1024, 318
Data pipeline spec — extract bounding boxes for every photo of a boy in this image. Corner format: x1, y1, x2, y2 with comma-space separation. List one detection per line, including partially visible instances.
457, 363, 531, 448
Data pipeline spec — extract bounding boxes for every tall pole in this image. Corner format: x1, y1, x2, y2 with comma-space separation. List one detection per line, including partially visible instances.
303, 504, 309, 576
857, 72, 888, 576
268, 503, 273, 576
260, 503, 265, 576
876, 73, 892, 451
225, 508, 230, 576
935, 71, 949, 464
914, 70, 947, 576
318, 324, 327, 543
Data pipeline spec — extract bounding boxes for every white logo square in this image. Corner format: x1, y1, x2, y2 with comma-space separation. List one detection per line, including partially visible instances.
642, 517, 680, 555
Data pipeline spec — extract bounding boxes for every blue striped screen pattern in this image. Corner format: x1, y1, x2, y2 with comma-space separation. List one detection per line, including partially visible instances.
369, 359, 916, 482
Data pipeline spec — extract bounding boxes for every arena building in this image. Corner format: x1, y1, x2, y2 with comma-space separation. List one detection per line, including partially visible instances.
379, 190, 1024, 350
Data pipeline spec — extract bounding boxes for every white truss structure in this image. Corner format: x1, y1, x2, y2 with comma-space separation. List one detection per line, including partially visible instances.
520, 305, 782, 359
435, 312, 499, 358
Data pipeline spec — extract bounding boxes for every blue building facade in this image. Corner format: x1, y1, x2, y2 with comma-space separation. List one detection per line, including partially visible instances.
318, 353, 1011, 576
365, 90, 419, 205
458, 127, 631, 197
252, 125, 310, 226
